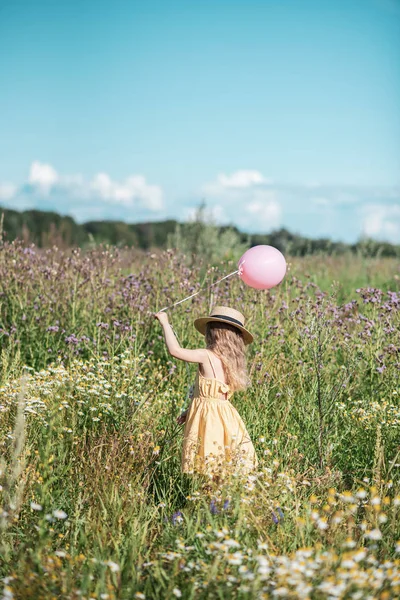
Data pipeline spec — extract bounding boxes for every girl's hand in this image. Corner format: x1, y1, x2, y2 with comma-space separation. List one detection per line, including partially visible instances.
177, 410, 188, 425
154, 311, 169, 325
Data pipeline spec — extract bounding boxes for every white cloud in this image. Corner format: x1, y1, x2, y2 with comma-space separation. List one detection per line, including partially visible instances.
245, 187, 281, 227
247, 198, 281, 227
2, 163, 400, 243
90, 173, 163, 210
7, 161, 164, 214
203, 170, 271, 195
201, 170, 281, 232
0, 183, 17, 201
218, 170, 269, 189
210, 204, 228, 222
185, 203, 228, 223
29, 161, 59, 192
361, 204, 400, 242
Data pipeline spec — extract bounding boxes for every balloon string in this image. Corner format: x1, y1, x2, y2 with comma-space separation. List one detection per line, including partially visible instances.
159, 269, 240, 313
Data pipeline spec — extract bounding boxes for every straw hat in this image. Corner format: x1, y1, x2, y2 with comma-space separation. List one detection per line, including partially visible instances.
194, 306, 254, 345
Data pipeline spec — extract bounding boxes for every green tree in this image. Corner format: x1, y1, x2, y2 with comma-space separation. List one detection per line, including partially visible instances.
167, 202, 249, 265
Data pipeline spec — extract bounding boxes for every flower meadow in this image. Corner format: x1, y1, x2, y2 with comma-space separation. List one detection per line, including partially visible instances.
0, 241, 399, 600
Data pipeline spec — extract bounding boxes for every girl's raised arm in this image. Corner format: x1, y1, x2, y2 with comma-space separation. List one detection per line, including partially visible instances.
154, 312, 207, 363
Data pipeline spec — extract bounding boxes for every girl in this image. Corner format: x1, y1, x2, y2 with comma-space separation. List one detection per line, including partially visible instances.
155, 306, 258, 475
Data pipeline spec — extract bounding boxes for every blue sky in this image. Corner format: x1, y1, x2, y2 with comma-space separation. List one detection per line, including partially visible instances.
0, 0, 399, 242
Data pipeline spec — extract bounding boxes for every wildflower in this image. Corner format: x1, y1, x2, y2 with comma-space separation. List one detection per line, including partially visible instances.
273, 588, 289, 597
162, 552, 181, 561
210, 500, 218, 515
257, 542, 268, 550
228, 551, 244, 565
366, 529, 382, 541
1, 587, 13, 600
53, 510, 68, 520
225, 539, 241, 548
106, 561, 120, 573
30, 502, 43, 511
317, 518, 328, 530
172, 589, 182, 598
171, 511, 183, 525
135, 594, 146, 600
378, 514, 388, 524
339, 492, 356, 503
353, 549, 367, 562
341, 558, 355, 569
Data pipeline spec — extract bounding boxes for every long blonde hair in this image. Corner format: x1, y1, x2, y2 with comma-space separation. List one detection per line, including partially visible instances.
205, 322, 249, 392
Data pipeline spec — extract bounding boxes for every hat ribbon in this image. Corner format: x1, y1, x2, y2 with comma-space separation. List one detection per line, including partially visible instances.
210, 314, 243, 327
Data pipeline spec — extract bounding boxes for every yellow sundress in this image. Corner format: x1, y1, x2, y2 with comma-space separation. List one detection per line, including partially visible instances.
181, 350, 258, 475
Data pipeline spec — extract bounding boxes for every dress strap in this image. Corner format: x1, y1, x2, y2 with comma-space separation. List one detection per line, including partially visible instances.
206, 349, 217, 379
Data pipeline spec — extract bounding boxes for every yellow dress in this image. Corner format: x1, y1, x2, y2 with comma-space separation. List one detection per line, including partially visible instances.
181, 351, 258, 475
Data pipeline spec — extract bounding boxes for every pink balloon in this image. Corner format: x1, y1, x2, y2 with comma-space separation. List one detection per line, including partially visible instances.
238, 245, 287, 290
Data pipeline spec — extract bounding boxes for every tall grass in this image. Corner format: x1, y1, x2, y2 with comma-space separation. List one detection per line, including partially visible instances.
0, 242, 399, 599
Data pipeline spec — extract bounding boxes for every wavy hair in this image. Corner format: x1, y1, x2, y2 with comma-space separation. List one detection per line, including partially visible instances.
205, 322, 249, 392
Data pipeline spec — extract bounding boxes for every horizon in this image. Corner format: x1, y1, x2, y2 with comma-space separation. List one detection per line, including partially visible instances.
2, 202, 400, 247
0, 0, 399, 244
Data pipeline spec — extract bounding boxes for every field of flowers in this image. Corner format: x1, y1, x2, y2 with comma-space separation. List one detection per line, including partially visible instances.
0, 241, 399, 600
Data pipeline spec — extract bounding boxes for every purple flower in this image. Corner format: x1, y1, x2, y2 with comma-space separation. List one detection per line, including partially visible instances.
210, 500, 218, 515
172, 511, 184, 525
272, 507, 284, 524
65, 334, 79, 345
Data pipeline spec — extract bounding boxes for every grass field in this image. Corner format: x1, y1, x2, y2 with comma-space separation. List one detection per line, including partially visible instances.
0, 242, 399, 599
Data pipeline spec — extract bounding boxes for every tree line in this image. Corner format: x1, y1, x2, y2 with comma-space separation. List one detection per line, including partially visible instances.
0, 205, 399, 257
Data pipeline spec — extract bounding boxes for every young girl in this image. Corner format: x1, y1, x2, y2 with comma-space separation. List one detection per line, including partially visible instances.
155, 306, 258, 475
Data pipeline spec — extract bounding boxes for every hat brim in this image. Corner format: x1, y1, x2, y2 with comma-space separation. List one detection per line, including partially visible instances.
194, 317, 254, 345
